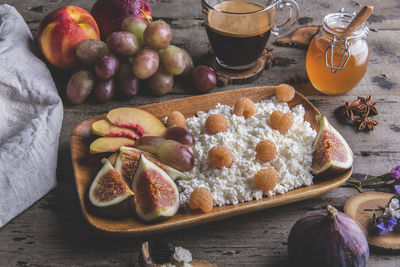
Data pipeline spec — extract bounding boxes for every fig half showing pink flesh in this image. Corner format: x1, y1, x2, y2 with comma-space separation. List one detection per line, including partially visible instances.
312, 115, 353, 177
88, 158, 134, 217
115, 146, 190, 182
132, 154, 179, 222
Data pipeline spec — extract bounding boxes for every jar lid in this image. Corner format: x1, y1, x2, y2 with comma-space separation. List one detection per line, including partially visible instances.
323, 8, 369, 40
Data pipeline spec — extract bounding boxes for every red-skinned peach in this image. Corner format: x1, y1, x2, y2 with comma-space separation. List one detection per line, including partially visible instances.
37, 6, 100, 69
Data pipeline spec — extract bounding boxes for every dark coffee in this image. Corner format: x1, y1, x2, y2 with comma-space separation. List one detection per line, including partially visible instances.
205, 1, 274, 69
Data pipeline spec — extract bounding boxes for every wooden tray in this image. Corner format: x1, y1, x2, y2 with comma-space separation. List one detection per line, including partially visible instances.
344, 192, 400, 252
71, 85, 352, 236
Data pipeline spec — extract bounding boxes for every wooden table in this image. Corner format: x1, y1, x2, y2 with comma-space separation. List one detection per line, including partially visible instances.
1, 0, 399, 266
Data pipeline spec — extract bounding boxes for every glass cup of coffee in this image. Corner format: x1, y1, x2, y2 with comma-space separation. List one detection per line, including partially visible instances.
202, 0, 299, 70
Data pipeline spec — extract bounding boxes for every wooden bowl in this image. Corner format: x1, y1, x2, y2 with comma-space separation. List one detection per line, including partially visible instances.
71, 85, 352, 236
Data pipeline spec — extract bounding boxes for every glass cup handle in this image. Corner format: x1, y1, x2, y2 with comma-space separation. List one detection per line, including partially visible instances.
272, 0, 300, 36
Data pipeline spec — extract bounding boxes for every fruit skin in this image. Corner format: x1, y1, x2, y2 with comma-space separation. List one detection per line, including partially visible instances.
161, 45, 186, 75
167, 111, 186, 128
89, 158, 134, 217
178, 48, 194, 79
205, 114, 228, 135
37, 6, 100, 69
188, 187, 213, 213
288, 205, 369, 267
106, 107, 166, 137
95, 54, 120, 79
165, 126, 195, 147
90, 137, 135, 154
143, 20, 172, 50
91, 119, 140, 140
115, 146, 190, 182
233, 97, 256, 119
132, 48, 159, 79
147, 67, 174, 96
192, 65, 217, 93
66, 70, 95, 105
121, 16, 148, 45
276, 84, 295, 102
116, 62, 140, 98
132, 153, 179, 222
94, 79, 115, 102
312, 115, 353, 177
91, 0, 152, 39
135, 136, 165, 154
75, 39, 110, 64
158, 139, 194, 172
106, 31, 141, 57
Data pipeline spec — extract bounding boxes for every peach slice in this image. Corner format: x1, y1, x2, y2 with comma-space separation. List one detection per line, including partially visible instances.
91, 119, 140, 140
106, 107, 166, 137
89, 137, 135, 154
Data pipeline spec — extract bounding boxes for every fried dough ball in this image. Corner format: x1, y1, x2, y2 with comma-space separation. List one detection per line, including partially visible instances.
188, 187, 214, 212
268, 110, 294, 134
254, 168, 278, 192
205, 114, 228, 135
276, 84, 295, 102
233, 97, 256, 119
255, 140, 277, 162
208, 145, 233, 169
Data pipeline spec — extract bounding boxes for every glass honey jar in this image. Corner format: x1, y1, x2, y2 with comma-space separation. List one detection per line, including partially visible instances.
306, 10, 370, 95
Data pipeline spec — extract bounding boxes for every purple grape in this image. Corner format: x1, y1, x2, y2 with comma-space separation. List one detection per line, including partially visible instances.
117, 62, 140, 98
95, 54, 119, 79
75, 39, 109, 64
143, 20, 172, 50
165, 126, 195, 146
106, 31, 141, 57
179, 48, 194, 78
192, 65, 216, 92
161, 45, 185, 75
94, 79, 115, 102
66, 70, 95, 105
132, 48, 159, 79
147, 67, 174, 96
121, 17, 147, 45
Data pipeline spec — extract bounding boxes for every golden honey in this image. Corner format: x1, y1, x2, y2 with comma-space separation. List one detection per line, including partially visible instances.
306, 12, 370, 95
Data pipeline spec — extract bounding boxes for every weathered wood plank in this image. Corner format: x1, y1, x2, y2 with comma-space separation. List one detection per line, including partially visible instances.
0, 0, 400, 266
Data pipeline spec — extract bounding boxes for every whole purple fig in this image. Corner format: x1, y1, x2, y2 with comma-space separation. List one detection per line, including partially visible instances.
288, 205, 369, 267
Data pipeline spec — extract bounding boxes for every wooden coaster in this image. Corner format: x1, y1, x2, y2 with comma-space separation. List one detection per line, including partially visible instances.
344, 192, 400, 252
209, 47, 275, 87
274, 26, 321, 49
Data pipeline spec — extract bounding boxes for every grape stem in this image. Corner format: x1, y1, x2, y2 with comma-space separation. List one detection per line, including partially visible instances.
140, 9, 151, 24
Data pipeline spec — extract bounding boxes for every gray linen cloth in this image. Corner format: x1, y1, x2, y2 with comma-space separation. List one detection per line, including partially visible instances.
0, 4, 63, 228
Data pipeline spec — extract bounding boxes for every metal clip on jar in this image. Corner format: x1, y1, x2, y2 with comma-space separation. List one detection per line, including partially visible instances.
306, 8, 370, 95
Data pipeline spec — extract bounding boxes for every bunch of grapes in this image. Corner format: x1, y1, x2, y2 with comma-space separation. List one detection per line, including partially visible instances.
66, 17, 208, 104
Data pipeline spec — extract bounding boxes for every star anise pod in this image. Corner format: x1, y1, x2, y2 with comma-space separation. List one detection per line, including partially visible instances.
355, 113, 379, 131
335, 99, 363, 121
358, 95, 378, 116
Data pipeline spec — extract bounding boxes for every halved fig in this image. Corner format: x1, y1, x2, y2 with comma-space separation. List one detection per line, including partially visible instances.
312, 115, 353, 176
89, 159, 134, 217
106, 107, 166, 137
89, 137, 135, 154
132, 154, 179, 222
115, 146, 189, 182
91, 119, 140, 140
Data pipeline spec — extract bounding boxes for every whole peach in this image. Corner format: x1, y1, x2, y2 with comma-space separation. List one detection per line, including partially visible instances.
37, 6, 100, 69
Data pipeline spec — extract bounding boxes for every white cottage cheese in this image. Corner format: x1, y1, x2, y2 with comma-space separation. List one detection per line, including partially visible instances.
175, 98, 316, 206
